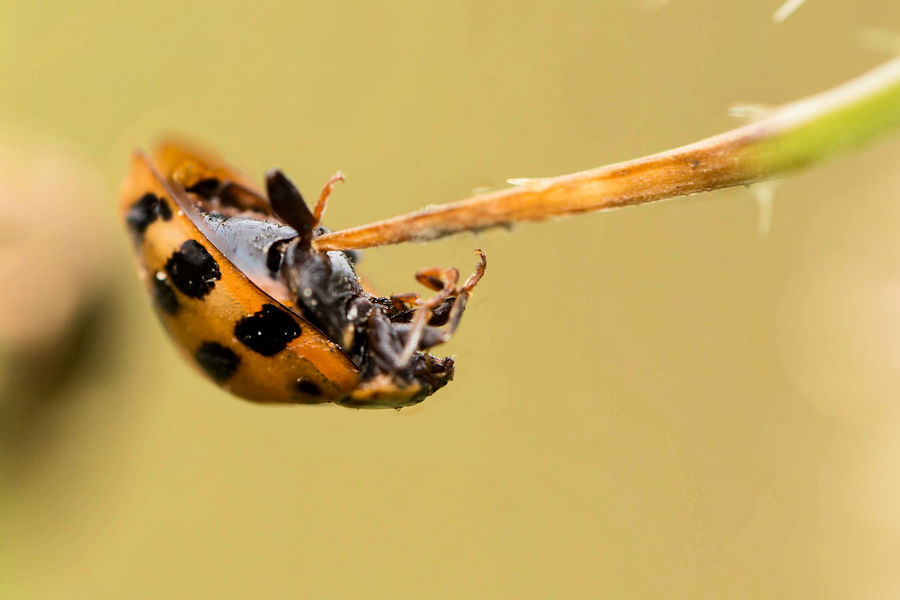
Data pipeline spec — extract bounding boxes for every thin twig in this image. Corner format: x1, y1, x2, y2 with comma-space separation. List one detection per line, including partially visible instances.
315, 57, 900, 252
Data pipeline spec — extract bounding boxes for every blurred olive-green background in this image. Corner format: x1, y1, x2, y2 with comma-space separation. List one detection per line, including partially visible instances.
2, 1, 900, 598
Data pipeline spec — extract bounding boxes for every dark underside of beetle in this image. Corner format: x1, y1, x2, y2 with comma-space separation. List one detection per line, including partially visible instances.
186, 171, 468, 404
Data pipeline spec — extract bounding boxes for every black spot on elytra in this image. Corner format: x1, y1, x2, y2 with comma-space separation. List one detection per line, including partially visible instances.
157, 198, 172, 220
151, 272, 179, 315
295, 379, 324, 399
164, 240, 221, 299
185, 178, 221, 199
126, 192, 172, 235
195, 342, 240, 383
234, 304, 302, 356
266, 238, 292, 274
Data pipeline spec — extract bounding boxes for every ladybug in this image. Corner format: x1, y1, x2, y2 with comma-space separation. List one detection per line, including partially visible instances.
121, 142, 485, 408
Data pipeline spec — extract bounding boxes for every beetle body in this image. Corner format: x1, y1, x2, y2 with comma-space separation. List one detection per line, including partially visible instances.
121, 143, 483, 408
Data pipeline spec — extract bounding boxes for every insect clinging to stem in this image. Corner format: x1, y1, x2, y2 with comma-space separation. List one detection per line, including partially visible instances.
121, 60, 896, 407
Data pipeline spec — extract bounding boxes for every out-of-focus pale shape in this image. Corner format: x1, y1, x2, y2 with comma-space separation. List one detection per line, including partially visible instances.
731, 105, 779, 237
776, 171, 900, 424
728, 103, 772, 122
780, 265, 900, 422
748, 181, 780, 237
857, 27, 900, 55
0, 129, 108, 353
642, 0, 672, 10
505, 177, 552, 191
506, 177, 535, 186
852, 433, 900, 541
773, 0, 809, 23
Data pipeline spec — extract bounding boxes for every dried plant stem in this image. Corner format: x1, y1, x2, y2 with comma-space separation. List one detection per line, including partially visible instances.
315, 57, 900, 252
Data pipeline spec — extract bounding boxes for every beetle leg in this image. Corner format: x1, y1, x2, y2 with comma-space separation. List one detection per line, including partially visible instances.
312, 171, 345, 226
409, 249, 487, 350
394, 303, 431, 367
415, 266, 459, 293
392, 268, 458, 365
444, 248, 487, 327
390, 292, 420, 312
369, 249, 487, 372
366, 310, 405, 373
364, 307, 431, 373
462, 249, 488, 291
386, 267, 456, 323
